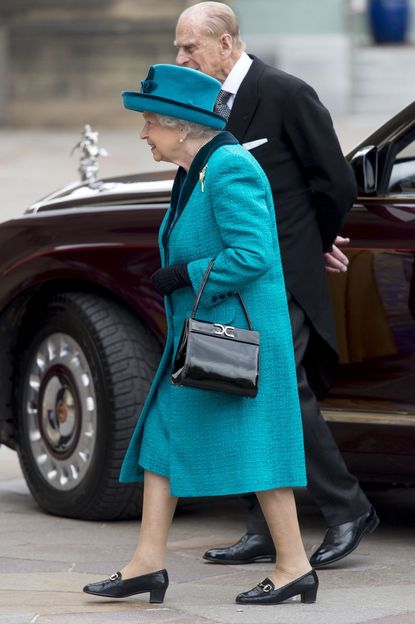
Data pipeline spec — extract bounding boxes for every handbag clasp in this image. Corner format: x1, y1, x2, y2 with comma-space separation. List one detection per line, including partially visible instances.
213, 323, 235, 338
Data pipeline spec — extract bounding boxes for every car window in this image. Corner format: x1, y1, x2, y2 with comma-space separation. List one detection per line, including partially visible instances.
388, 139, 415, 194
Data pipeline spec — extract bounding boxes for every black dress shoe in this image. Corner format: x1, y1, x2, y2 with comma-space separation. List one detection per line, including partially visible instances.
310, 506, 379, 569
83, 569, 169, 603
236, 569, 318, 605
203, 533, 276, 564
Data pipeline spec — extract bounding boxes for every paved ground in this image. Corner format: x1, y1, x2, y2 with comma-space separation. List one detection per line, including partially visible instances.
1, 445, 415, 624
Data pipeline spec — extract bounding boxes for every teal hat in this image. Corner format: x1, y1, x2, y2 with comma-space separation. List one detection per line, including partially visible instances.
122, 64, 226, 130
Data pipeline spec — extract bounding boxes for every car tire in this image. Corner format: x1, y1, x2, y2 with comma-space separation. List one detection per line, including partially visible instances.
15, 292, 162, 520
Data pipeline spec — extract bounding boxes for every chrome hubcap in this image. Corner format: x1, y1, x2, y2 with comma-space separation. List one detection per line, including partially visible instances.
25, 333, 97, 491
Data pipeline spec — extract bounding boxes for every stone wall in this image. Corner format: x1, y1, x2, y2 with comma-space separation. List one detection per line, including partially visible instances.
0, 0, 190, 127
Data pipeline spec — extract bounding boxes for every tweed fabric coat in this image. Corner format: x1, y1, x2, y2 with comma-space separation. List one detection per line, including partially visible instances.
120, 133, 306, 497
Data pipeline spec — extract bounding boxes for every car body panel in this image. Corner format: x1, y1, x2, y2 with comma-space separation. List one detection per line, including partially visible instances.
0, 206, 167, 334
319, 102, 415, 482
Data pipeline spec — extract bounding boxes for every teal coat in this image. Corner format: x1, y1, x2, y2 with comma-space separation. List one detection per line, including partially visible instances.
120, 132, 306, 497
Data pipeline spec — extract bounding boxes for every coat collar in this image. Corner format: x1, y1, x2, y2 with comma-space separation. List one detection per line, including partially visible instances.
159, 131, 238, 264
172, 130, 239, 213
226, 55, 266, 140
161, 130, 238, 256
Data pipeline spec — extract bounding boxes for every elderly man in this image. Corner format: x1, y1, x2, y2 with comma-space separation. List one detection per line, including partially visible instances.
174, 1, 378, 569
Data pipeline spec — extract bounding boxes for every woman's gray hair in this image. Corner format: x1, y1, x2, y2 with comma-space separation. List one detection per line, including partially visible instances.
179, 2, 245, 51
156, 114, 220, 140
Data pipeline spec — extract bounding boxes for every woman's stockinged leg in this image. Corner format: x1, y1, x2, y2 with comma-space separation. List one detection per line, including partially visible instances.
256, 487, 312, 586
235, 488, 317, 604
121, 470, 178, 579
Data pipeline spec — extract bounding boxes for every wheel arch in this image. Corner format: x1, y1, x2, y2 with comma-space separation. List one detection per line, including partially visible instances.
0, 276, 163, 449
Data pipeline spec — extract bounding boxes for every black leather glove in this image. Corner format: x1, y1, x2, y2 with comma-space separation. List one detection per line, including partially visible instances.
151, 264, 191, 295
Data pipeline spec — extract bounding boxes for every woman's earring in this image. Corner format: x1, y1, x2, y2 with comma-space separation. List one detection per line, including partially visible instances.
179, 137, 184, 143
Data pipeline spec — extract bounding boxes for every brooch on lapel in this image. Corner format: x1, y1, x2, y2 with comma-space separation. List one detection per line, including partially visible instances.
199, 164, 208, 192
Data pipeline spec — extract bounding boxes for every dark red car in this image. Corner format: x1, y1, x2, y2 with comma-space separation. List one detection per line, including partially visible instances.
1, 103, 415, 520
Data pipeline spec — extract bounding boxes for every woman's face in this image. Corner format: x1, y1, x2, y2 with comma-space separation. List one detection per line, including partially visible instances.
140, 112, 183, 164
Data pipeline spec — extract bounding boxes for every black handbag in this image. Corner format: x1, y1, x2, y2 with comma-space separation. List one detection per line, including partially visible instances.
171, 259, 259, 397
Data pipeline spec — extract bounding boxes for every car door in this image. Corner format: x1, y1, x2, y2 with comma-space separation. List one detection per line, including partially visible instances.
321, 120, 415, 480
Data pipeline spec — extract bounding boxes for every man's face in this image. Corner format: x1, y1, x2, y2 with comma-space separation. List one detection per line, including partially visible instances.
175, 19, 226, 82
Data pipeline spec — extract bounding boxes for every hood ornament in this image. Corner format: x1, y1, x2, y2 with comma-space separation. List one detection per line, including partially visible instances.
71, 124, 108, 184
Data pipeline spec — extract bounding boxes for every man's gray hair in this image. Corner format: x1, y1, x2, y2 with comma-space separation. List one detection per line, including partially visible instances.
179, 2, 245, 51
157, 114, 219, 140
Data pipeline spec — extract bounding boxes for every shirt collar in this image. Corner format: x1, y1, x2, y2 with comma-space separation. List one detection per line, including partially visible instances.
221, 51, 253, 96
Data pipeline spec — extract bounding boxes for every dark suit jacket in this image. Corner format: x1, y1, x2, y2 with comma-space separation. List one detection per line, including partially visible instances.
227, 55, 357, 395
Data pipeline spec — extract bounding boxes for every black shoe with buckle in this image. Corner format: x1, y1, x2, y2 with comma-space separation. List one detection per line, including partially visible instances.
310, 506, 379, 569
83, 569, 169, 603
235, 569, 319, 605
203, 533, 276, 565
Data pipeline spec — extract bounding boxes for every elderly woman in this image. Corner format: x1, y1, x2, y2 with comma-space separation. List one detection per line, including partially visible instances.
83, 64, 318, 606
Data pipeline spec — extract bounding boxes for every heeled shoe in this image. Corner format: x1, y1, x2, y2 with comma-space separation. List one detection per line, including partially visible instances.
83, 569, 169, 603
235, 569, 318, 605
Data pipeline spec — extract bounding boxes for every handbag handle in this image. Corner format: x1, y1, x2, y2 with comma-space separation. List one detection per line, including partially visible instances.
191, 259, 254, 331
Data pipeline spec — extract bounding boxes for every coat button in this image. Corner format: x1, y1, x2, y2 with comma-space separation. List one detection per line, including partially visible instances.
212, 296, 218, 302
227, 292, 233, 297
219, 294, 225, 299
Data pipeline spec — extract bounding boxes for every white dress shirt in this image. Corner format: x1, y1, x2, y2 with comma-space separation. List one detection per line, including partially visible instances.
221, 51, 253, 109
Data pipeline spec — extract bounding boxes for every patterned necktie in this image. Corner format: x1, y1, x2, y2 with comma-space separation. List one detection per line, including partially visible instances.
214, 89, 232, 121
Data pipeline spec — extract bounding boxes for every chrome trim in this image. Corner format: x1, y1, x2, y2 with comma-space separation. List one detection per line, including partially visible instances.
28, 179, 173, 214
357, 195, 415, 201
321, 409, 415, 427
20, 203, 169, 221
25, 333, 98, 491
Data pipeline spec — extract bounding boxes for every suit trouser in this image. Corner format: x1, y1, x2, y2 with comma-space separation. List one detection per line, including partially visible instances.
246, 292, 371, 534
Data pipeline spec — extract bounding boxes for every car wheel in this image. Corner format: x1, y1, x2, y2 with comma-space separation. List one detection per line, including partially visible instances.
15, 292, 162, 520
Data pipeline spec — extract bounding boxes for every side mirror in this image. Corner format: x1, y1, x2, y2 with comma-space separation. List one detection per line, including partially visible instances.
350, 145, 378, 194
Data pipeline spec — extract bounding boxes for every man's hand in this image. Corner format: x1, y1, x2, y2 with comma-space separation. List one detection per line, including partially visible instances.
324, 236, 350, 273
